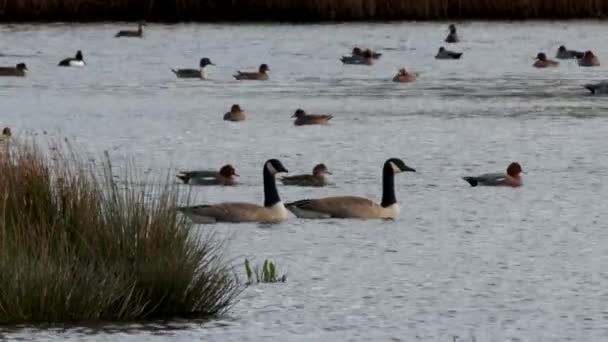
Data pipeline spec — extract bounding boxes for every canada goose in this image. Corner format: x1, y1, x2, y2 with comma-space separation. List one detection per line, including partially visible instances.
292, 109, 333, 126
176, 164, 238, 186
556, 45, 584, 59
340, 50, 373, 65
533, 53, 559, 68
578, 51, 600, 67
171, 58, 215, 79
177, 159, 289, 224
435, 47, 462, 60
463, 162, 523, 187
0, 63, 27, 76
352, 47, 382, 59
584, 81, 608, 94
285, 158, 415, 219
115, 21, 145, 38
445, 24, 459, 43
392, 68, 417, 83
233, 64, 269, 80
223, 104, 247, 122
281, 163, 331, 187
58, 50, 85, 67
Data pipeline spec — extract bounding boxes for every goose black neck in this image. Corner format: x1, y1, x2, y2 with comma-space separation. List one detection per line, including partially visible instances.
263, 166, 281, 207
380, 163, 396, 207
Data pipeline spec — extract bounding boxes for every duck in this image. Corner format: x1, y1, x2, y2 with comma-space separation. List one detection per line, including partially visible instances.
435, 47, 462, 60
177, 159, 289, 224
340, 50, 373, 65
0, 63, 27, 76
223, 104, 247, 122
352, 47, 382, 59
58, 50, 85, 67
285, 158, 415, 219
556, 45, 584, 59
584, 81, 608, 94
392, 68, 417, 83
462, 162, 523, 187
578, 51, 600, 67
445, 24, 459, 43
281, 163, 331, 187
292, 109, 333, 126
533, 53, 559, 68
115, 21, 145, 38
171, 58, 214, 79
176, 164, 238, 186
233, 64, 269, 80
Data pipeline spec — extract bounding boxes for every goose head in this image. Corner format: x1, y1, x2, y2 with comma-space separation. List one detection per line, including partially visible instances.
265, 159, 288, 175
506, 162, 523, 177
259, 64, 270, 73
312, 163, 331, 176
386, 158, 416, 174
292, 109, 306, 118
200, 57, 215, 67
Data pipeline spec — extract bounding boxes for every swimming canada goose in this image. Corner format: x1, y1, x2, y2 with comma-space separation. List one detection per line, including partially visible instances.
392, 68, 417, 83
435, 47, 462, 60
340, 50, 373, 65
176, 164, 238, 186
285, 158, 415, 219
115, 21, 145, 38
292, 109, 333, 126
58, 50, 85, 67
171, 58, 215, 79
177, 159, 289, 224
533, 53, 559, 68
0, 63, 27, 76
584, 81, 608, 94
556, 45, 584, 59
578, 51, 600, 67
462, 162, 523, 187
223, 104, 247, 122
445, 24, 459, 43
281, 163, 331, 187
233, 64, 269, 80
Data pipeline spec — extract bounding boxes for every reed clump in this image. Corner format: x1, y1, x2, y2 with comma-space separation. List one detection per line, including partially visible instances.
0, 139, 240, 325
0, 0, 605, 21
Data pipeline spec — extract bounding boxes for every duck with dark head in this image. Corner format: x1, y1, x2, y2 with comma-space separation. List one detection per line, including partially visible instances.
463, 162, 523, 187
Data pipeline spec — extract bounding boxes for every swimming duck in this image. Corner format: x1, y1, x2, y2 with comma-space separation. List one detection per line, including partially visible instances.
584, 81, 608, 94
0, 63, 27, 76
556, 45, 584, 59
177, 159, 289, 224
176, 164, 238, 186
286, 158, 415, 219
233, 64, 269, 80
533, 53, 559, 68
171, 58, 214, 79
58, 50, 85, 67
352, 47, 382, 59
462, 162, 523, 187
340, 50, 373, 65
115, 21, 145, 38
292, 109, 333, 126
281, 163, 331, 187
578, 51, 600, 67
223, 104, 247, 121
445, 24, 459, 43
392, 68, 417, 83
435, 47, 462, 60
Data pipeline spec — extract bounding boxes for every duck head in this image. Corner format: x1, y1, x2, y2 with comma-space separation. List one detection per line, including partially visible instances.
16, 63, 27, 71
259, 64, 270, 73
200, 57, 215, 67
438, 47, 446, 53
313, 163, 331, 176
536, 52, 547, 61
398, 68, 407, 76
230, 104, 242, 113
75, 50, 84, 60
506, 162, 523, 177
2, 127, 11, 137
219, 164, 238, 178
292, 109, 306, 118
558, 45, 566, 52
386, 158, 416, 174
352, 47, 362, 55
265, 159, 288, 175
449, 24, 457, 33
583, 50, 595, 59
363, 50, 372, 58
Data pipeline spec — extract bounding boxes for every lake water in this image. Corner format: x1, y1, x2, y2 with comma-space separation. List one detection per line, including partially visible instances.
1, 21, 608, 341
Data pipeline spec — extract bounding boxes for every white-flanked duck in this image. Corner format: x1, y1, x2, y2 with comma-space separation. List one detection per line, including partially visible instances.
292, 109, 333, 126
116, 21, 145, 38
176, 164, 238, 186
177, 159, 289, 224
0, 63, 27, 76
223, 104, 247, 121
58, 50, 85, 67
584, 81, 608, 94
462, 162, 523, 187
578, 51, 600, 67
392, 68, 417, 83
533, 53, 559, 68
234, 64, 269, 80
435, 47, 462, 60
556, 45, 584, 59
445, 24, 459, 43
171, 58, 214, 79
286, 158, 415, 219
281, 163, 331, 187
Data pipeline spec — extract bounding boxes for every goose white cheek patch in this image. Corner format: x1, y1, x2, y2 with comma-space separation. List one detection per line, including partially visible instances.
390, 161, 401, 174
266, 162, 278, 175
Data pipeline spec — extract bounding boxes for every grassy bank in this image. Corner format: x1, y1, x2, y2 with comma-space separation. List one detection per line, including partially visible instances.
0, 139, 240, 325
0, 0, 606, 21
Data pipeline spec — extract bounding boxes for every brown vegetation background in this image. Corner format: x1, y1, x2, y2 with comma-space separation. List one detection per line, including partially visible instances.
0, 0, 605, 21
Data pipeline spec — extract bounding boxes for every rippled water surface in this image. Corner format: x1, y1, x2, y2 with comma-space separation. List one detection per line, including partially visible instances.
2, 21, 608, 341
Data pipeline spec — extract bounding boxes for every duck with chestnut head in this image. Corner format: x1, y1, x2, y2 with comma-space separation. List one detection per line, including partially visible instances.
578, 50, 600, 67
292, 109, 333, 126
533, 53, 559, 68
176, 164, 239, 186
392, 68, 417, 83
462, 162, 523, 187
